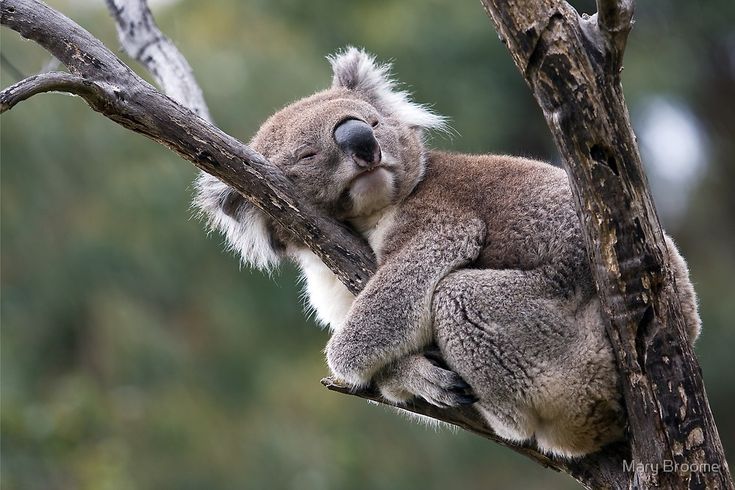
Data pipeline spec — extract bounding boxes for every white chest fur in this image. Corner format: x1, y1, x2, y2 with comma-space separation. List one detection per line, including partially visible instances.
292, 248, 356, 331
291, 206, 397, 332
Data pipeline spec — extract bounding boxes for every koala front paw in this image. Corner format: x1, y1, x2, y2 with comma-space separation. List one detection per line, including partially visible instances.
376, 353, 478, 408
325, 335, 375, 388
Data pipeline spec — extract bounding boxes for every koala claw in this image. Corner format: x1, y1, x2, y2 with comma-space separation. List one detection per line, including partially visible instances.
419, 365, 478, 408
376, 353, 477, 408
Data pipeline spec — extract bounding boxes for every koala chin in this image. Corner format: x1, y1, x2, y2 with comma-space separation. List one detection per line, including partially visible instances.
194, 47, 702, 458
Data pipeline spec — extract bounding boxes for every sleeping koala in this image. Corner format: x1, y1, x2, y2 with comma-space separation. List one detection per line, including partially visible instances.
195, 47, 701, 458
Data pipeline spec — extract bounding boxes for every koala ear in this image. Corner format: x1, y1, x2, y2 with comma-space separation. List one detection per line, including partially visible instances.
194, 172, 282, 271
328, 46, 447, 132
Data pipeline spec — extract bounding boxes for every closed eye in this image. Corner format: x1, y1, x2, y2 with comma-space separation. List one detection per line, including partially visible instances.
298, 150, 318, 161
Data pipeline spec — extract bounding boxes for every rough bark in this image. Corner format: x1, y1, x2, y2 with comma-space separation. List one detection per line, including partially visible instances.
2, 0, 731, 488
480, 0, 733, 488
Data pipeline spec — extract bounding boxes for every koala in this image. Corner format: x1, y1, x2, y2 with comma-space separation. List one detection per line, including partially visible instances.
194, 47, 702, 458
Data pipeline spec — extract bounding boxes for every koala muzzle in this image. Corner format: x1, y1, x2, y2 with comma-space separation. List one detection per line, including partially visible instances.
334, 118, 382, 168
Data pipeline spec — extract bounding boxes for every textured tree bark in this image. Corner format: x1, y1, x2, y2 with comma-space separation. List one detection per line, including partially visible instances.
2, 0, 731, 488
480, 1, 733, 488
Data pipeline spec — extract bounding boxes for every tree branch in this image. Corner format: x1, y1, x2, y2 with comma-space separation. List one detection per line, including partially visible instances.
481, 0, 733, 488
596, 0, 634, 66
0, 71, 101, 113
1, 0, 375, 295
322, 377, 631, 490
104, 0, 211, 121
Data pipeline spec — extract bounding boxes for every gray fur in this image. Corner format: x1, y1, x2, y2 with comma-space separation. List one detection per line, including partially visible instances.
194, 47, 702, 458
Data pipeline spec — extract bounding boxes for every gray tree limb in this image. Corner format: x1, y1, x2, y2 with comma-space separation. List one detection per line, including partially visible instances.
322, 377, 631, 489
0, 71, 99, 112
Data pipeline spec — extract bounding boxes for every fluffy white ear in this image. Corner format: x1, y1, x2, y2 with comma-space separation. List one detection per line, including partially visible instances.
328, 46, 447, 132
193, 172, 281, 271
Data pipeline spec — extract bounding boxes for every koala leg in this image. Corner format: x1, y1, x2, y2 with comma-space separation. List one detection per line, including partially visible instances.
326, 218, 485, 387
432, 268, 625, 458
374, 350, 478, 408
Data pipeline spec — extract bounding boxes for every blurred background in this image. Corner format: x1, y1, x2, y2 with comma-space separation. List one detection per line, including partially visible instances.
1, 0, 733, 488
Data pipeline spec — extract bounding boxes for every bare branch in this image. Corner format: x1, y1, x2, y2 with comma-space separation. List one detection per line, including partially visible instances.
104, 0, 211, 121
596, 0, 635, 65
0, 71, 102, 113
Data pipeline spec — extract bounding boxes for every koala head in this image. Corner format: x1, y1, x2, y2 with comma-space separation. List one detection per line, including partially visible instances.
195, 47, 445, 270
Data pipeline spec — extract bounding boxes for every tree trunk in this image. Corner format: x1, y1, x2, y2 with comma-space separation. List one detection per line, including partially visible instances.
480, 1, 733, 488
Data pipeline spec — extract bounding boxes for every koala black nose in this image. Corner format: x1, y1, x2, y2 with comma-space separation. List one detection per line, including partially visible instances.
333, 118, 382, 168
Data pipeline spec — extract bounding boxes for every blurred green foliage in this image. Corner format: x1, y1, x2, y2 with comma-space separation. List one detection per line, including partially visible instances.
1, 0, 733, 488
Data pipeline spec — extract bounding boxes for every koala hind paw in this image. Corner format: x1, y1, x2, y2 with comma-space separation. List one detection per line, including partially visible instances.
377, 353, 478, 408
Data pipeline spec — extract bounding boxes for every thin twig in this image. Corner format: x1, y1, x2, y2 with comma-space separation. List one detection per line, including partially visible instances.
0, 71, 101, 113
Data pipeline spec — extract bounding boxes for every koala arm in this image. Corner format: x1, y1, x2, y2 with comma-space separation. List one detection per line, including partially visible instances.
326, 216, 485, 387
